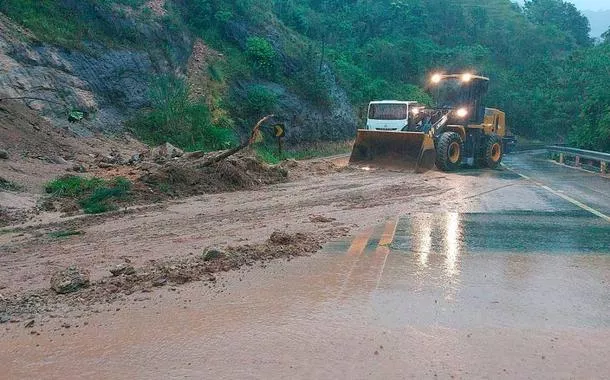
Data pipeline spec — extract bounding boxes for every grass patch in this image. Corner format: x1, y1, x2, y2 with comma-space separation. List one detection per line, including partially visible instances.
44, 176, 132, 214
0, 0, 145, 49
45, 176, 105, 197
48, 230, 84, 239
79, 177, 131, 214
0, 177, 23, 192
255, 141, 352, 164
127, 75, 237, 152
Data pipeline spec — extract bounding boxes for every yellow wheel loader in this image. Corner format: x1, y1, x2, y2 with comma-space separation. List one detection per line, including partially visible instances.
349, 73, 516, 172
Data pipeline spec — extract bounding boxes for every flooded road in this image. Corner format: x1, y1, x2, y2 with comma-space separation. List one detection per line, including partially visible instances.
1, 152, 609, 379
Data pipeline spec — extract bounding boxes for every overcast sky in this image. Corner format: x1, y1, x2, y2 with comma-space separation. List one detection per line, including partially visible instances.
517, 0, 609, 11
568, 0, 609, 10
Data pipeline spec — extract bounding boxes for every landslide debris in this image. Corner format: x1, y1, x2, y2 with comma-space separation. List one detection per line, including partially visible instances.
0, 231, 322, 319
139, 151, 289, 197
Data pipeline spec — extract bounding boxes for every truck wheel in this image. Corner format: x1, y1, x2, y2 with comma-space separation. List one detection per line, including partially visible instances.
483, 134, 503, 169
436, 132, 463, 172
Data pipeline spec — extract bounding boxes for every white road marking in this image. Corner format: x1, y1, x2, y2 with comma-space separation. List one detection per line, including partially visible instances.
503, 165, 610, 223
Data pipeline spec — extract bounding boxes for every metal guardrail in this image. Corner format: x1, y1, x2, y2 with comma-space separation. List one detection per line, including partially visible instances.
547, 146, 609, 174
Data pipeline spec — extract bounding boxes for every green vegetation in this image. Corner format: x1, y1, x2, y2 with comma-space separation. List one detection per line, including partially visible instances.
255, 141, 352, 164
127, 75, 237, 152
0, 0, 145, 48
45, 176, 105, 197
2, 0, 609, 153
246, 37, 277, 77
45, 176, 132, 214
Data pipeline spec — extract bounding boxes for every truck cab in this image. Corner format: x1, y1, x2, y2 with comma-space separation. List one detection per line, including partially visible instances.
366, 101, 421, 132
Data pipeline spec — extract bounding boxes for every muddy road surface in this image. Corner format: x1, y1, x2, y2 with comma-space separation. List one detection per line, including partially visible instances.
1, 151, 609, 379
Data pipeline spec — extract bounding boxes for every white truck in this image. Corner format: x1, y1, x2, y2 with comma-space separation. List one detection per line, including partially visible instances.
365, 100, 422, 132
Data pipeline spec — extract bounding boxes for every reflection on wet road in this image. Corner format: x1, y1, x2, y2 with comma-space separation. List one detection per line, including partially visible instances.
2, 152, 609, 379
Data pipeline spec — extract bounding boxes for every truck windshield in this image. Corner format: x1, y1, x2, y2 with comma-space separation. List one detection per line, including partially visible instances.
368, 104, 408, 120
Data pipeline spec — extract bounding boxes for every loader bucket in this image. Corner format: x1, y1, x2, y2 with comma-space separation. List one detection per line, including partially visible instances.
349, 130, 436, 173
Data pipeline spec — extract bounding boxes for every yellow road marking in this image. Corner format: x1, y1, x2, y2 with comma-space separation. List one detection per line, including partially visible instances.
504, 165, 610, 223
346, 227, 374, 257
375, 217, 399, 289
378, 217, 399, 247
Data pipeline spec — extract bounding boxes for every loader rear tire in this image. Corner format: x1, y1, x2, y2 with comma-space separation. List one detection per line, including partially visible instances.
436, 132, 463, 172
482, 134, 503, 169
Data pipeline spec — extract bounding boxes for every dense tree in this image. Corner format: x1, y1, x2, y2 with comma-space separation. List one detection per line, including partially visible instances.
523, 0, 592, 47
2, 0, 608, 151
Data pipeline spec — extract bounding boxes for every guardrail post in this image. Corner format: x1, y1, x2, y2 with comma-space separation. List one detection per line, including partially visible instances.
559, 153, 564, 164
601, 161, 608, 174
575, 155, 581, 166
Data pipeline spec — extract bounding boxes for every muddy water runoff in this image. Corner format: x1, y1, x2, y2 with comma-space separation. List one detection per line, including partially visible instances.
2, 208, 609, 379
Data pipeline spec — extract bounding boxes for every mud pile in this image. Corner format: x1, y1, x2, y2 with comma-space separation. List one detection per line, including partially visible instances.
0, 231, 321, 319
139, 152, 289, 197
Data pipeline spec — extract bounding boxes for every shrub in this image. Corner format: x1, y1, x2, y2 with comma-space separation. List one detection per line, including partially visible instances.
246, 37, 276, 76
127, 75, 237, 152
45, 176, 132, 214
45, 176, 105, 197
245, 85, 278, 116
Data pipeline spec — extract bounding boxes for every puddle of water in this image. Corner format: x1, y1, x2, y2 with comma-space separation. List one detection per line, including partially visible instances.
392, 211, 610, 255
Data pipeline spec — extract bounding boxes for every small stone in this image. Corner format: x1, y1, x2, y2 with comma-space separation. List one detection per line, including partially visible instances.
0, 315, 10, 324
24, 320, 35, 328
0, 149, 8, 159
152, 277, 167, 287
71, 163, 87, 173
50, 266, 90, 294
109, 263, 136, 277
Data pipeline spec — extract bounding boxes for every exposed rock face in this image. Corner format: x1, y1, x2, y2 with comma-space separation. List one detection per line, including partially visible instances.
0, 12, 190, 135
235, 76, 357, 145
0, 7, 357, 143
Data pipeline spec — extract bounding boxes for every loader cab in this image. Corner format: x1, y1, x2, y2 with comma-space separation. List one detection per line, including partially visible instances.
429, 73, 489, 124
366, 101, 421, 132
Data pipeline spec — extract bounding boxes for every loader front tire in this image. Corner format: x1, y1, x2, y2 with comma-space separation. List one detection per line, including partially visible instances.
436, 132, 463, 172
482, 134, 503, 169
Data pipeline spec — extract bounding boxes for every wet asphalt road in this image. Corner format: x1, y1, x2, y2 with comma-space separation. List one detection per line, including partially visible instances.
2, 151, 609, 379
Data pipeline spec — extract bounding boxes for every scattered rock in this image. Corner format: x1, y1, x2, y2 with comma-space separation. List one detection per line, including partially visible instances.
24, 320, 35, 328
48, 156, 68, 165
151, 142, 184, 161
71, 163, 87, 173
309, 214, 336, 223
50, 266, 91, 294
269, 231, 297, 245
202, 247, 226, 261
97, 162, 116, 169
0, 314, 11, 324
129, 153, 142, 164
183, 150, 206, 160
109, 263, 136, 277
152, 277, 167, 287
0, 149, 8, 159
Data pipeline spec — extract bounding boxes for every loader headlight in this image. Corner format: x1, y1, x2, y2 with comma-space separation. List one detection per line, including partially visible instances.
456, 108, 468, 118
411, 107, 420, 115
461, 73, 473, 82
431, 73, 442, 84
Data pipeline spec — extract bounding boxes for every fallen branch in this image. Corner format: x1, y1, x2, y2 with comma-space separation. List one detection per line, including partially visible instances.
199, 114, 274, 168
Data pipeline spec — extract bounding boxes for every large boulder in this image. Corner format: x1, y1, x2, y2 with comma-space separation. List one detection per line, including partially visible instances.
50, 266, 90, 294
